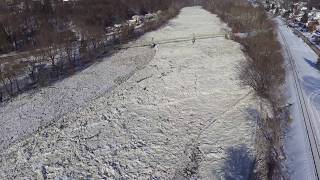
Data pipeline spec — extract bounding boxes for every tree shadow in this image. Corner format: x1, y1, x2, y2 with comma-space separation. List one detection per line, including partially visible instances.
245, 108, 261, 124
303, 58, 319, 71
223, 144, 255, 180
302, 75, 320, 94
302, 75, 320, 108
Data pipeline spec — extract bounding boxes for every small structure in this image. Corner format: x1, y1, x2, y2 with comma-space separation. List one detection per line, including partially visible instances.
131, 15, 144, 25
145, 13, 157, 21
192, 33, 196, 44
151, 37, 156, 48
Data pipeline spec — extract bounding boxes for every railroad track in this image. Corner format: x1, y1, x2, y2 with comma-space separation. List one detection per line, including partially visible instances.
279, 25, 320, 180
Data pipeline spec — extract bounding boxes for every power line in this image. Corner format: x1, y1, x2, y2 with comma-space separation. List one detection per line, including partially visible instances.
117, 33, 226, 50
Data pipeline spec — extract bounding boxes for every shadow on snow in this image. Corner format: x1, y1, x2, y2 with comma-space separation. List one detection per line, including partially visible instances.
223, 144, 255, 180
303, 58, 319, 71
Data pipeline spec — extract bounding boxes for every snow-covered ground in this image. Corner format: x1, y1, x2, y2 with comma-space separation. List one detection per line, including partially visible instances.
0, 7, 258, 179
277, 18, 319, 180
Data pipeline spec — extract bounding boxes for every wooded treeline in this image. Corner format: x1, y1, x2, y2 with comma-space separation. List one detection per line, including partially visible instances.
0, 0, 185, 53
0, 0, 192, 102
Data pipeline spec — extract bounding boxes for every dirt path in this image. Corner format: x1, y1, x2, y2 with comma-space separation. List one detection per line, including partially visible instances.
0, 7, 257, 179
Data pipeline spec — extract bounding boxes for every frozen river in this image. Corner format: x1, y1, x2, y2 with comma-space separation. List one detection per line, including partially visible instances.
0, 7, 257, 179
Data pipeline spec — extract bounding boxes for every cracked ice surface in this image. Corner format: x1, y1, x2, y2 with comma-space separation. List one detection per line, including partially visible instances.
0, 36, 155, 151
0, 7, 257, 179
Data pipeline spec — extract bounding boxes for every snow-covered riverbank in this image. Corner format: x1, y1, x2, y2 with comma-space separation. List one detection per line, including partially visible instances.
0, 7, 257, 179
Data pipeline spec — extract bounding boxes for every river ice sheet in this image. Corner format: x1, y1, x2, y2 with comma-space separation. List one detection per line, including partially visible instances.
0, 7, 257, 179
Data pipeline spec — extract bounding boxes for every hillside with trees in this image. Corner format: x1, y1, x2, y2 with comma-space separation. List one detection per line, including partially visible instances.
0, 0, 188, 53
0, 0, 192, 102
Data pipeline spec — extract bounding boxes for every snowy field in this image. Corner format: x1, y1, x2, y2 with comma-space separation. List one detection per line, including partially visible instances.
0, 7, 257, 179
